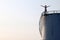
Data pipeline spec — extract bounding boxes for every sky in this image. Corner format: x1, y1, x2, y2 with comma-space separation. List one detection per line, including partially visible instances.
0, 0, 60, 40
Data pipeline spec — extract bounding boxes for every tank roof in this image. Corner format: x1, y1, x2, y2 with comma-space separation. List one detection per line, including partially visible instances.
42, 10, 60, 16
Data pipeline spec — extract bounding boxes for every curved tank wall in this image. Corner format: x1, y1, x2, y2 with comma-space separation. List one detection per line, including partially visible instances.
39, 13, 60, 40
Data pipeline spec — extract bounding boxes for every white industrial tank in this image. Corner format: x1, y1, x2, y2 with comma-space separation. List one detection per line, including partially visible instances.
39, 10, 60, 40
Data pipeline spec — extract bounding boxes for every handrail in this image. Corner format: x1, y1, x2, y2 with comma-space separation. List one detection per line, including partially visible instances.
42, 10, 60, 14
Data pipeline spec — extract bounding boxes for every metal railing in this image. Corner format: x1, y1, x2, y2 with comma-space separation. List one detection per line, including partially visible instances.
42, 10, 60, 14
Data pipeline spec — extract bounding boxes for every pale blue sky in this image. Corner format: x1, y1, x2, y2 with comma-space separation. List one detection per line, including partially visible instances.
0, 0, 60, 40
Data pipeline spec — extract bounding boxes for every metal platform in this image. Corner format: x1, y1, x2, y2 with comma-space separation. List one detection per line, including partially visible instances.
42, 10, 60, 15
